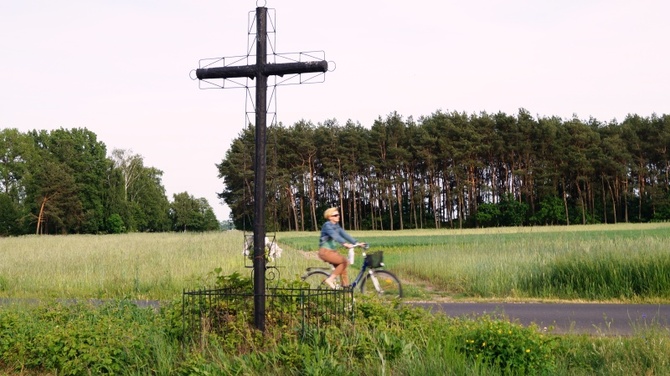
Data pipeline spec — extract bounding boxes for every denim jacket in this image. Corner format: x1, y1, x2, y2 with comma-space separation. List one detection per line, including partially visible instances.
319, 221, 357, 250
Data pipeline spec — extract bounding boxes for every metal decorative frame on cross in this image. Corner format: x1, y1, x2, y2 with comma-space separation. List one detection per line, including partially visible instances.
190, 1, 334, 332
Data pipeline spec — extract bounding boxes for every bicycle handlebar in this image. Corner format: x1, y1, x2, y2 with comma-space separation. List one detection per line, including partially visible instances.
347, 243, 369, 264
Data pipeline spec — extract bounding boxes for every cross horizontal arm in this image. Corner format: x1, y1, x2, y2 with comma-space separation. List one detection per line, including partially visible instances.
196, 60, 328, 80
196, 65, 256, 80
263, 61, 328, 77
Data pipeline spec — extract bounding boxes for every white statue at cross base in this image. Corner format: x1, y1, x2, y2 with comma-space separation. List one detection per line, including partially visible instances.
242, 236, 283, 262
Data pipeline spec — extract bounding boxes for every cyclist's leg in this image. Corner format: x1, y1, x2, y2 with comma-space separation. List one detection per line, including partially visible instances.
302, 270, 330, 288
318, 248, 349, 287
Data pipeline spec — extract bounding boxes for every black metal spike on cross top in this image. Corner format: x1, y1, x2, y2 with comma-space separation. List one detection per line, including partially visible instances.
191, 3, 331, 332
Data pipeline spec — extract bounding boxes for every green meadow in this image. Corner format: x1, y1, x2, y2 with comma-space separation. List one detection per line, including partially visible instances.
3, 224, 670, 375
2, 223, 670, 302
262, 223, 670, 303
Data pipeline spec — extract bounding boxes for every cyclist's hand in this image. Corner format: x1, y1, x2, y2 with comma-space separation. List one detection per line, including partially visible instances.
356, 242, 369, 249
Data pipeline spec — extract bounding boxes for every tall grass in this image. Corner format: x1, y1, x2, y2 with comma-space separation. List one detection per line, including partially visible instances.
280, 223, 670, 302
0, 231, 312, 300
3, 223, 670, 302
520, 240, 670, 300
388, 224, 670, 301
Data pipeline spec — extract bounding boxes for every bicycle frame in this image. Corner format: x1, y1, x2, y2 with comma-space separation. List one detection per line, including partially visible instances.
302, 243, 402, 298
349, 251, 376, 289
304, 250, 378, 288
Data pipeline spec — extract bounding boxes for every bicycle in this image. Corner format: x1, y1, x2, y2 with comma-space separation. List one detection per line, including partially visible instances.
301, 244, 403, 299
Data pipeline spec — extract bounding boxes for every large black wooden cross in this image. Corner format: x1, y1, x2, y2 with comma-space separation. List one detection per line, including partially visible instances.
194, 5, 328, 331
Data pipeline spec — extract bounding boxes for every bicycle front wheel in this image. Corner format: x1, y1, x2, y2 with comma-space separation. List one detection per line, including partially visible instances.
360, 270, 403, 299
302, 270, 330, 289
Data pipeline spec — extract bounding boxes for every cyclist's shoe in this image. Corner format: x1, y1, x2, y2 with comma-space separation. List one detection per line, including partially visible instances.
324, 279, 336, 289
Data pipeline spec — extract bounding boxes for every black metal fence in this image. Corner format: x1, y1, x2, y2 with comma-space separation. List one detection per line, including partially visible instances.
182, 286, 354, 343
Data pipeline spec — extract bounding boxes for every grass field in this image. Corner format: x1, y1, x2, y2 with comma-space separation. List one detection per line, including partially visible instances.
3, 224, 670, 375
280, 223, 670, 302
2, 223, 670, 303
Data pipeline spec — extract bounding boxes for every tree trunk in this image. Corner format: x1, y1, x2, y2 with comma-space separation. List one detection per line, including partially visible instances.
338, 160, 345, 229
351, 176, 358, 230
387, 185, 394, 231
609, 178, 617, 224
601, 176, 608, 224
576, 180, 585, 224
409, 171, 418, 229
36, 196, 49, 235
395, 179, 403, 230
562, 179, 570, 225
308, 156, 317, 231
299, 193, 305, 232
429, 172, 438, 229
287, 186, 299, 232
624, 177, 630, 223
638, 164, 644, 221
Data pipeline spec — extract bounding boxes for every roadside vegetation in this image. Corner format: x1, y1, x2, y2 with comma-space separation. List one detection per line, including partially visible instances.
2, 224, 670, 374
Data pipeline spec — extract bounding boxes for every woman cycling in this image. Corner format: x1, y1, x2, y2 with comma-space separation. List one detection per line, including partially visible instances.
318, 207, 365, 289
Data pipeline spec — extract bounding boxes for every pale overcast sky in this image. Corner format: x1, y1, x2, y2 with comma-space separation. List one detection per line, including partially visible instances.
1, 1, 668, 221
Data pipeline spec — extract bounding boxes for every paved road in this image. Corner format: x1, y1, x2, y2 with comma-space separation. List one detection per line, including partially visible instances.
411, 301, 670, 335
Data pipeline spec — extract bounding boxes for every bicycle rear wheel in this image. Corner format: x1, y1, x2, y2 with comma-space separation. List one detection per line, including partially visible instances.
360, 270, 403, 299
302, 270, 330, 289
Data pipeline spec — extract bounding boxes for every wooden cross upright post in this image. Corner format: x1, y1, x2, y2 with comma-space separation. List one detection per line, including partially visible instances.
194, 5, 328, 332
